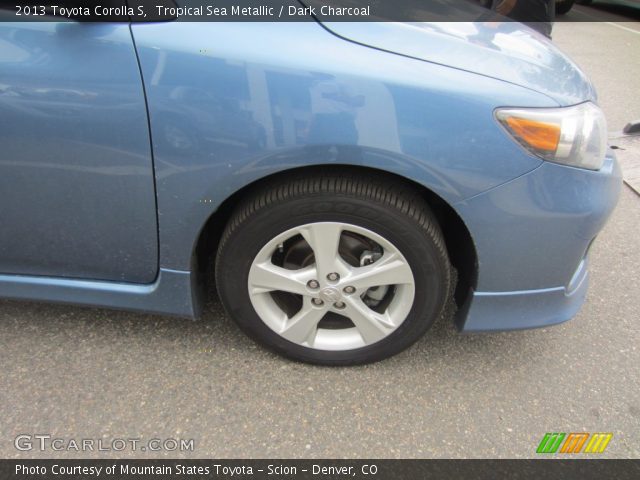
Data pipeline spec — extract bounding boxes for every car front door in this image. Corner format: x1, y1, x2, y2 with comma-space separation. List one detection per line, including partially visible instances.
0, 21, 158, 283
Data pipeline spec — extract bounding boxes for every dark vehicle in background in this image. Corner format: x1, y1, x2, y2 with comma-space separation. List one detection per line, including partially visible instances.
479, 0, 576, 15
481, 0, 640, 15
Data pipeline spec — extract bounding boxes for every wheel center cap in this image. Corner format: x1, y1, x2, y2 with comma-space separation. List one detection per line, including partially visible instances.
319, 287, 341, 303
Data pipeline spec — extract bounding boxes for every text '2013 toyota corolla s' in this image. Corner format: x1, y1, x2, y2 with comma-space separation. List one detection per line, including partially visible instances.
0, 18, 621, 364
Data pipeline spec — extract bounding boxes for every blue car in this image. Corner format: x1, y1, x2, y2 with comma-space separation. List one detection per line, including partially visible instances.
0, 19, 621, 364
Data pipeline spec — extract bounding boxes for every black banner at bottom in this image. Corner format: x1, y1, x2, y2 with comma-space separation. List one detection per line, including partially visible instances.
1, 460, 639, 480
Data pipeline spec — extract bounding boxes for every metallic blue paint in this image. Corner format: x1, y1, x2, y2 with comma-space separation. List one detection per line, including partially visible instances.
0, 22, 158, 283
131, 21, 554, 272
456, 153, 621, 292
0, 269, 196, 317
459, 259, 590, 332
457, 152, 621, 331
318, 22, 597, 106
0, 20, 623, 333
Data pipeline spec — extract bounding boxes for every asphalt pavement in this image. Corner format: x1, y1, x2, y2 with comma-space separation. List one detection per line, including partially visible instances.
1, 17, 639, 459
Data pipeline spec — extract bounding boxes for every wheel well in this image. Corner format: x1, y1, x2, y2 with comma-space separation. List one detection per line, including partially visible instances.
193, 165, 478, 315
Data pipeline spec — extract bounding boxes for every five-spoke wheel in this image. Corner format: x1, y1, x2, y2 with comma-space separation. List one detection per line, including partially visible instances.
248, 222, 415, 351
216, 171, 451, 365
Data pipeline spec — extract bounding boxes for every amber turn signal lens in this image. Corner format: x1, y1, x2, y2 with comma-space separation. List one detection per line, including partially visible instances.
504, 117, 561, 152
495, 103, 607, 170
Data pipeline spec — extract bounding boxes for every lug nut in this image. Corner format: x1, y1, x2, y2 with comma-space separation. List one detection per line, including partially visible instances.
343, 286, 356, 294
312, 298, 324, 306
327, 272, 340, 282
334, 301, 346, 309
307, 279, 320, 289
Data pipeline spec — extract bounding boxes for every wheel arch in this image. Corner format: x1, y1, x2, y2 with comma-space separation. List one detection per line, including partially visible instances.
192, 165, 478, 321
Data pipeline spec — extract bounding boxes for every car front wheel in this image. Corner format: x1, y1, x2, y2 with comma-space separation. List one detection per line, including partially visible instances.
215, 171, 451, 365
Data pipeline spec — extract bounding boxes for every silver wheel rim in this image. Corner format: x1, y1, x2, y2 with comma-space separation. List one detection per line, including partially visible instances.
248, 222, 415, 351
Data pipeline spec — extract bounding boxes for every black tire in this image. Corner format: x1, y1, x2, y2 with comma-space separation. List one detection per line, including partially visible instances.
215, 171, 451, 365
556, 0, 576, 15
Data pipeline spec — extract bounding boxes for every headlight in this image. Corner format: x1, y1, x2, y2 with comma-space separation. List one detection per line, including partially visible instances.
495, 102, 607, 170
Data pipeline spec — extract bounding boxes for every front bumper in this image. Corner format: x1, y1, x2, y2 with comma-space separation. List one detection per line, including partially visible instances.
458, 255, 589, 332
454, 151, 622, 332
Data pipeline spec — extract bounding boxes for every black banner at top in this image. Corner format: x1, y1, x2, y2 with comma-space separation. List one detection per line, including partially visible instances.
0, 0, 639, 22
